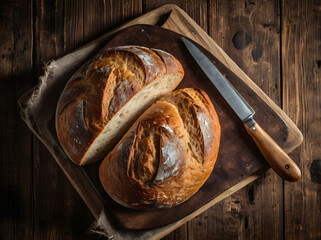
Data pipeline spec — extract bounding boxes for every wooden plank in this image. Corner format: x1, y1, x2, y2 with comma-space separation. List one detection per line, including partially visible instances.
282, 0, 321, 239
60, 1, 99, 239
196, 1, 284, 239
33, 1, 97, 239
0, 0, 33, 239
33, 0, 67, 239
83, 0, 143, 43
64, 0, 84, 53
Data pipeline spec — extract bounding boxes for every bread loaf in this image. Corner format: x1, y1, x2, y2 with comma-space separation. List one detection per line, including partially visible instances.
99, 88, 221, 210
56, 46, 184, 165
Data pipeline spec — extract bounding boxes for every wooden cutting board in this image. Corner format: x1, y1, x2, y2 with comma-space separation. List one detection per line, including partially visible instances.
83, 24, 288, 230
19, 4, 303, 239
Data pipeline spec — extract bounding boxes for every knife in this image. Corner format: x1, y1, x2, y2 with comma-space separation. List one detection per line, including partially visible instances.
182, 37, 301, 182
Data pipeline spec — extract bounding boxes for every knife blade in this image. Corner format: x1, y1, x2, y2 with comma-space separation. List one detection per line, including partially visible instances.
182, 37, 301, 182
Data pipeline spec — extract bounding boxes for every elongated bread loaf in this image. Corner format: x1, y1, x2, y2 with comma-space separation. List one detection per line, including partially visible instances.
56, 46, 184, 165
99, 88, 221, 210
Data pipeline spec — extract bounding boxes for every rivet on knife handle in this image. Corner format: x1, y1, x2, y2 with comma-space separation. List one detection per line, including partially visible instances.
244, 122, 301, 182
182, 37, 301, 182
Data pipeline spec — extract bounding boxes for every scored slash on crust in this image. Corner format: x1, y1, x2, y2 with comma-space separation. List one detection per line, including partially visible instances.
99, 88, 221, 210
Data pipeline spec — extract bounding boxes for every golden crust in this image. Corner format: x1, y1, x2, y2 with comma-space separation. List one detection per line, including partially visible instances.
99, 88, 221, 210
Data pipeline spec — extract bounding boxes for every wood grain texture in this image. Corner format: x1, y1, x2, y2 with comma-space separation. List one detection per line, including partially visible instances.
64, 0, 84, 53
245, 122, 301, 182
84, 0, 143, 43
0, 0, 33, 239
282, 0, 321, 239
62, 1, 99, 239
33, 1, 86, 239
180, 1, 285, 239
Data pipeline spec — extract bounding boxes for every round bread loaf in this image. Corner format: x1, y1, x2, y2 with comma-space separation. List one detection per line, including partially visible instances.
99, 88, 221, 210
56, 46, 184, 165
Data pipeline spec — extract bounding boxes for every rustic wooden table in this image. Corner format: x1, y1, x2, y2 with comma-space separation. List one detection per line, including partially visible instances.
1, 0, 320, 239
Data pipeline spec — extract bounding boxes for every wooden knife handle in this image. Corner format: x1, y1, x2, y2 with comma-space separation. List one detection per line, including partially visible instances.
244, 122, 301, 182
